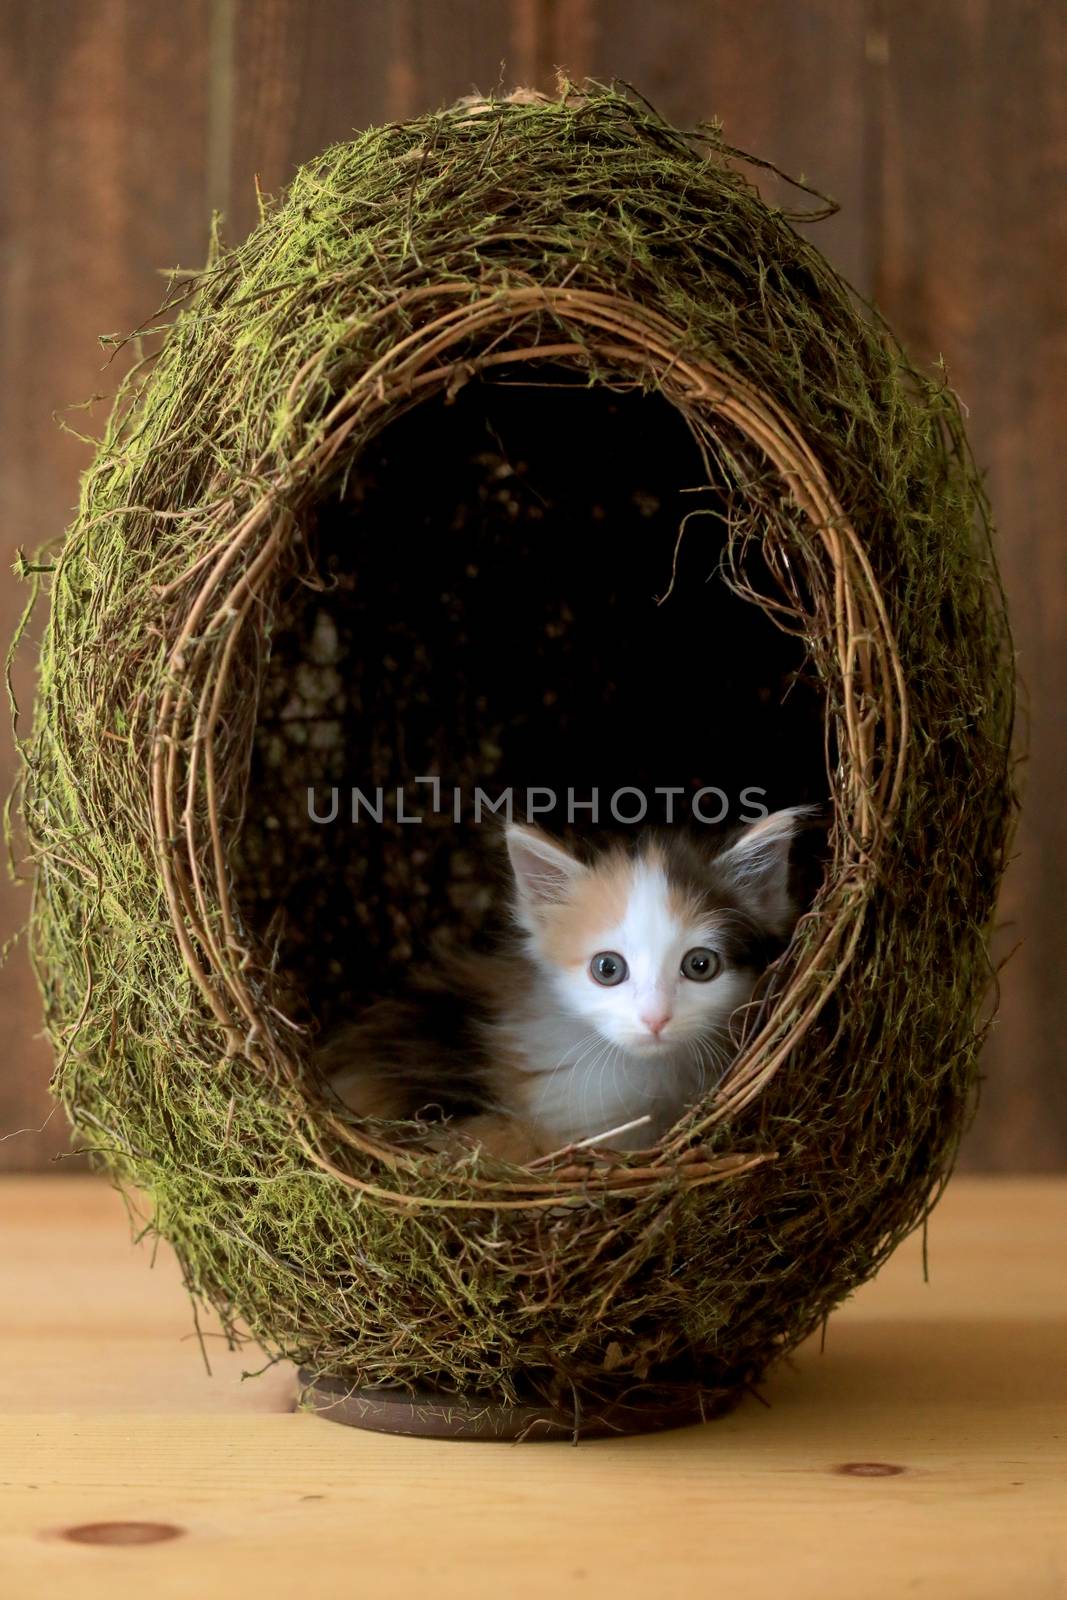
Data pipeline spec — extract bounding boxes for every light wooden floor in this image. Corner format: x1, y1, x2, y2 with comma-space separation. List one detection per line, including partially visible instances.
0, 1174, 1063, 1599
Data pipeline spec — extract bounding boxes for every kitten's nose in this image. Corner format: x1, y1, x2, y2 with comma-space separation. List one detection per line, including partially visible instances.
641, 1010, 672, 1038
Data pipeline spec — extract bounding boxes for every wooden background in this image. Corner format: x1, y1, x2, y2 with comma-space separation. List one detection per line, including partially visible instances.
0, 0, 1063, 1171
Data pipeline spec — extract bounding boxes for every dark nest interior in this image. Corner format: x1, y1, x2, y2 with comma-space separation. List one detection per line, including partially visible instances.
17, 85, 1016, 1427
240, 373, 828, 1035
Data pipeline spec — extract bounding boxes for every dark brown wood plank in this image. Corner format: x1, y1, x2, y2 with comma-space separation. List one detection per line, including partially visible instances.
874, 0, 1067, 1168
510, 0, 597, 90
0, 0, 214, 1170
224, 0, 519, 242
575, 0, 874, 289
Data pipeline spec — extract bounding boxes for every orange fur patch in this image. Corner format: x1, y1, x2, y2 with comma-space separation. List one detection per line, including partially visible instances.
538, 849, 635, 966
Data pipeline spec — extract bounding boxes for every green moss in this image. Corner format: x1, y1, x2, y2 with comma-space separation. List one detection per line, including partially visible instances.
11, 85, 1015, 1415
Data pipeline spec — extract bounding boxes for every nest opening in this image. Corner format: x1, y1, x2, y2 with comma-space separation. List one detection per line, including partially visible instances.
237, 367, 829, 1049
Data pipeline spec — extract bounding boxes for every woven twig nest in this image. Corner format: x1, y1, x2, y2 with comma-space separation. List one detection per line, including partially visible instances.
18, 85, 1014, 1423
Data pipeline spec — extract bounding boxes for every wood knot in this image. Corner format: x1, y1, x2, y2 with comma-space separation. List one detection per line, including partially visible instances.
60, 1521, 184, 1546
835, 1461, 906, 1478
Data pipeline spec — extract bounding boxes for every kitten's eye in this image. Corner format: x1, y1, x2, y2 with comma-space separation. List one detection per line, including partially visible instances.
681, 947, 721, 982
590, 951, 628, 986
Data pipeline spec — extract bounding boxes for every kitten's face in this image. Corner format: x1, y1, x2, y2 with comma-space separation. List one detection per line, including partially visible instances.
541, 852, 758, 1055
506, 812, 807, 1059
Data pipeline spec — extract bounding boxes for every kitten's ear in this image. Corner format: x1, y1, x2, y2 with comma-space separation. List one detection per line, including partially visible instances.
505, 824, 584, 920
716, 806, 817, 939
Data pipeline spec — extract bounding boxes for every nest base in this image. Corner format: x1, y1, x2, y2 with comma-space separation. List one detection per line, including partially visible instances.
297, 1371, 732, 1441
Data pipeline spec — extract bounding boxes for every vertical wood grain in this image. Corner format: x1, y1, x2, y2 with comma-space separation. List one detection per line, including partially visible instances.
510, 0, 597, 88
0, 0, 213, 1169
873, 0, 1067, 1168
224, 0, 516, 242
576, 0, 873, 288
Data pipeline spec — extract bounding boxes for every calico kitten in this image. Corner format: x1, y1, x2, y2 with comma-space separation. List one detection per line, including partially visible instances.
323, 808, 812, 1163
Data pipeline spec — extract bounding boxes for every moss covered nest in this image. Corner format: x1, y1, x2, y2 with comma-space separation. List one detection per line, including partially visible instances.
14, 84, 1015, 1425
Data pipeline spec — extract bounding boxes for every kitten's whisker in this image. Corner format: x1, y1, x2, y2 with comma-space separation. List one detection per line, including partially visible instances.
602, 1045, 620, 1119
582, 1040, 616, 1125
687, 1027, 733, 1089
547, 1029, 600, 1088
592, 1043, 616, 1121
567, 1033, 609, 1088
606, 1044, 625, 1120
685, 1037, 710, 1103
